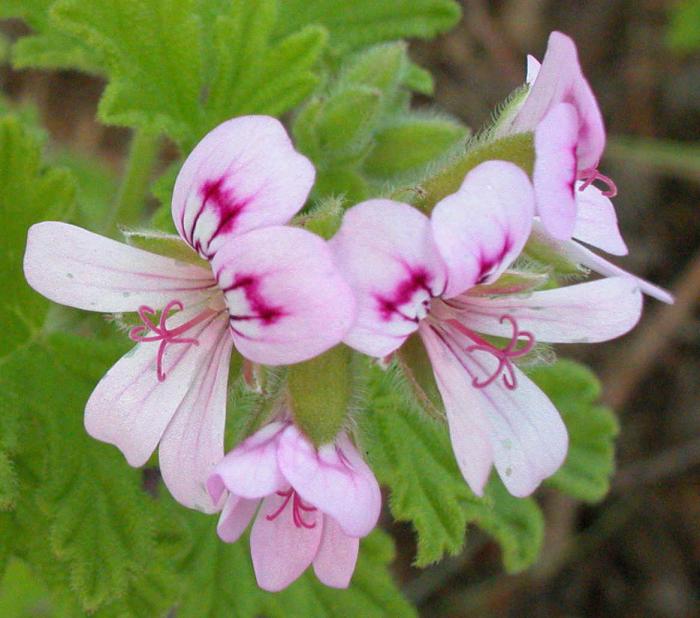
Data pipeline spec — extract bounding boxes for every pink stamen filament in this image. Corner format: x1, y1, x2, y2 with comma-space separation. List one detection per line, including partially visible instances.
577, 168, 618, 198
447, 314, 535, 390
128, 299, 217, 382
266, 489, 317, 529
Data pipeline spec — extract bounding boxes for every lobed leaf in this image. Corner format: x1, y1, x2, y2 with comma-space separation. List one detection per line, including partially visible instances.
176, 511, 415, 617
533, 360, 620, 503
275, 0, 461, 52
52, 0, 205, 146
362, 365, 544, 570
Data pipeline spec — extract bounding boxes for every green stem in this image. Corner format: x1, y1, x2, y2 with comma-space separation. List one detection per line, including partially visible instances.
103, 129, 161, 234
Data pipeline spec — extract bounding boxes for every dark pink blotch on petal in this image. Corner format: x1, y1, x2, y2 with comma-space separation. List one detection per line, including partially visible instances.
533, 102, 579, 240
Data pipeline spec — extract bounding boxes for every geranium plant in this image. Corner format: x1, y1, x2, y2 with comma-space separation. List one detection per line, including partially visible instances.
0, 2, 671, 616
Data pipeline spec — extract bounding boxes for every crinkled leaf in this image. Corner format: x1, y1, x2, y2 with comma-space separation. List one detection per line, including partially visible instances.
204, 0, 326, 132
533, 360, 620, 503
0, 0, 101, 73
0, 115, 75, 360
176, 511, 415, 617
0, 333, 181, 612
52, 0, 204, 146
362, 365, 544, 571
275, 0, 461, 52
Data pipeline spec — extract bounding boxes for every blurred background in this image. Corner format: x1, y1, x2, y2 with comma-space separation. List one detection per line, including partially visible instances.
1, 1, 699, 616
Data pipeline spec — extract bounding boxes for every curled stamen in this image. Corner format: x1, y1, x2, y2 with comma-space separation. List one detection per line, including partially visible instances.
448, 314, 535, 391
577, 168, 618, 198
267, 489, 317, 529
128, 299, 215, 382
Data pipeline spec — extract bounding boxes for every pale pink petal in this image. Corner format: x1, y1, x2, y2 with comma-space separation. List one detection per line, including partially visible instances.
216, 494, 259, 543
206, 422, 287, 501
24, 222, 214, 312
312, 516, 359, 589
158, 327, 234, 512
277, 426, 381, 538
531, 223, 674, 304
211, 226, 355, 365
419, 323, 494, 496
84, 310, 228, 467
250, 492, 323, 592
431, 161, 535, 297
430, 322, 568, 497
450, 277, 643, 344
533, 103, 579, 240
526, 55, 541, 84
512, 31, 606, 171
572, 183, 628, 254
172, 116, 315, 259
331, 200, 448, 357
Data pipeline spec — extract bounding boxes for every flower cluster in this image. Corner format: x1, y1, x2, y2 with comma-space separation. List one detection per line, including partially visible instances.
23, 32, 670, 592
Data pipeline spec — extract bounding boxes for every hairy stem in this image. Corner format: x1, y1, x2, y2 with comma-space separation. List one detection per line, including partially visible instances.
103, 129, 161, 234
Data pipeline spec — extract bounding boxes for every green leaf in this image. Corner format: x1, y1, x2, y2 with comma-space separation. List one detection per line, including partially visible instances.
0, 0, 101, 73
52, 0, 204, 146
0, 334, 180, 612
533, 360, 619, 503
176, 511, 415, 617
362, 365, 544, 570
275, 0, 461, 52
204, 0, 327, 131
364, 113, 468, 179
0, 115, 75, 361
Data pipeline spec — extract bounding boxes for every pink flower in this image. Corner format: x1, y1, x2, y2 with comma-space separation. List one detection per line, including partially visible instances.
506, 32, 673, 303
206, 422, 381, 592
331, 161, 643, 497
23, 116, 356, 512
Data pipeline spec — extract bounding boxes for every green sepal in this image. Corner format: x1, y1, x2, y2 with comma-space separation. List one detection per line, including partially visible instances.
468, 269, 550, 298
412, 132, 535, 212
297, 197, 344, 239
121, 228, 207, 268
523, 228, 587, 277
396, 334, 443, 417
288, 345, 355, 446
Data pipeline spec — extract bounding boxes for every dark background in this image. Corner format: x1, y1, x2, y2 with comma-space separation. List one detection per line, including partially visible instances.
2, 1, 699, 616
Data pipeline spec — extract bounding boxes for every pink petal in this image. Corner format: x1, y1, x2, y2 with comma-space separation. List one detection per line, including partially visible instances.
429, 322, 568, 497
207, 422, 287, 501
158, 326, 234, 512
330, 199, 447, 357
211, 226, 356, 365
172, 116, 315, 259
84, 310, 228, 467
451, 277, 643, 344
533, 103, 579, 240
24, 222, 215, 312
250, 492, 323, 592
431, 161, 535, 297
531, 223, 673, 304
419, 323, 494, 496
573, 183, 628, 255
312, 516, 359, 589
512, 31, 606, 171
277, 426, 381, 538
526, 55, 541, 84
216, 494, 259, 543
